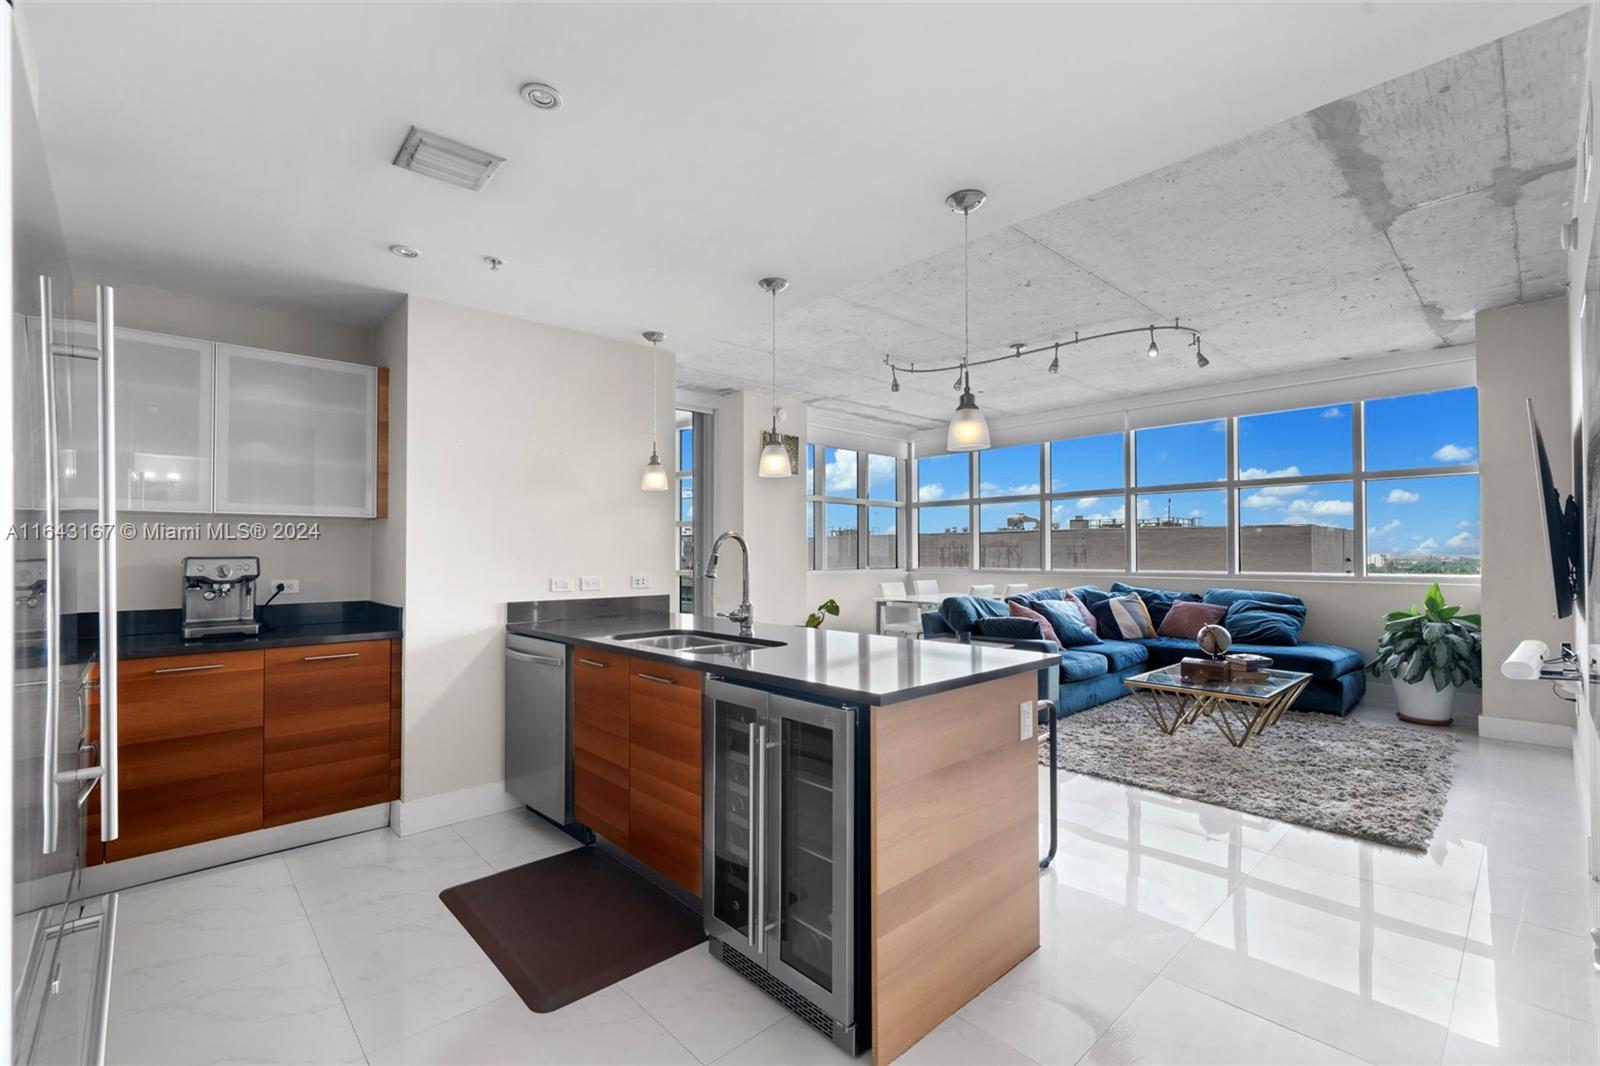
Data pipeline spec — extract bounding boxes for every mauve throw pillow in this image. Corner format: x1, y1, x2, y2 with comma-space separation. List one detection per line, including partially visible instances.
1156, 600, 1228, 639
1058, 590, 1100, 635
1009, 601, 1061, 645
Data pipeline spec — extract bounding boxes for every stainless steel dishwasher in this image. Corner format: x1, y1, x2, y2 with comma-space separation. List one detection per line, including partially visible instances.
504, 633, 573, 825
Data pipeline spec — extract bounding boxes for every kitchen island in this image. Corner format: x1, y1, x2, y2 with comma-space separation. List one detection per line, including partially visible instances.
507, 597, 1058, 1065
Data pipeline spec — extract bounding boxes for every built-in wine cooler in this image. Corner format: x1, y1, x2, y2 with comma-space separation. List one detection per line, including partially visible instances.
702, 677, 864, 1055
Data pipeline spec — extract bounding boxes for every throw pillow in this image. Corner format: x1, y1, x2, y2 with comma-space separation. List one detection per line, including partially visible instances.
937, 595, 1009, 637
1008, 601, 1061, 645
1070, 585, 1112, 608
1088, 594, 1157, 640
1202, 587, 1306, 610
1014, 586, 1098, 635
1009, 587, 1066, 605
1156, 600, 1228, 639
972, 616, 1049, 643
1111, 581, 1202, 627
1223, 598, 1308, 645
1030, 598, 1100, 647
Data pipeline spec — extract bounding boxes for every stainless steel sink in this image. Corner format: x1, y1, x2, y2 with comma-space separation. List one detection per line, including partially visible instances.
611, 629, 785, 656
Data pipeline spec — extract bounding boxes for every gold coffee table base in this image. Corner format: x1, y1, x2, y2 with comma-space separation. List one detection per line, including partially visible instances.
1126, 669, 1312, 748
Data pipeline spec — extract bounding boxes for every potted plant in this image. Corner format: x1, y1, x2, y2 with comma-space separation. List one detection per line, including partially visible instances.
804, 598, 840, 629
1367, 582, 1482, 725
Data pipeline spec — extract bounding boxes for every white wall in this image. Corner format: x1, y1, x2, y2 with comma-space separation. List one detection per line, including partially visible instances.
1476, 297, 1572, 728
370, 299, 406, 607
396, 296, 676, 803
70, 282, 382, 610
807, 569, 908, 633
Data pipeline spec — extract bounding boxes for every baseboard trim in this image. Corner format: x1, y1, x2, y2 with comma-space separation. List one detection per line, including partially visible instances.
1478, 714, 1574, 749
390, 782, 520, 836
79, 804, 391, 895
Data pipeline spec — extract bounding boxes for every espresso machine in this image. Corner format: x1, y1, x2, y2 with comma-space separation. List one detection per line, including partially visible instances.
181, 556, 262, 639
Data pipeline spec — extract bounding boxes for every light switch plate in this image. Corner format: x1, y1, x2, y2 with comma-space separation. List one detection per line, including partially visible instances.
1019, 702, 1033, 742
630, 575, 650, 590
550, 577, 574, 593
580, 576, 603, 592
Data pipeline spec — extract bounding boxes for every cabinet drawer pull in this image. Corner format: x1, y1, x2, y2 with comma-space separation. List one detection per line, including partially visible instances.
152, 663, 226, 675
302, 652, 360, 662
577, 658, 608, 669
635, 672, 676, 686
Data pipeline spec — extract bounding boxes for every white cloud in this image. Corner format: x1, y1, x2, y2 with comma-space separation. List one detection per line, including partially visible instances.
1238, 465, 1303, 481
1415, 537, 1438, 552
825, 451, 857, 493
1385, 488, 1421, 504
979, 480, 1040, 497
1242, 492, 1286, 510
917, 483, 945, 502
1321, 407, 1345, 419
1287, 498, 1353, 516
1432, 443, 1475, 462
1368, 519, 1401, 536
1456, 520, 1474, 529
1445, 531, 1478, 550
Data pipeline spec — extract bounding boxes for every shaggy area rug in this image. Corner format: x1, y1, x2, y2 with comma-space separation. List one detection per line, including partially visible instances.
1040, 695, 1456, 851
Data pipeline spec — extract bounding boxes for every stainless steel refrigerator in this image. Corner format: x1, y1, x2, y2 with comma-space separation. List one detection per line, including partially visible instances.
9, 10, 122, 1063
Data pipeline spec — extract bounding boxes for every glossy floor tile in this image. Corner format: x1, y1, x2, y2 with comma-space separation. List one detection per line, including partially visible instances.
95, 729, 1598, 1066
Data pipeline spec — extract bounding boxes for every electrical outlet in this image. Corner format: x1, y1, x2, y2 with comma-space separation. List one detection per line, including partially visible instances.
630, 575, 650, 590
277, 579, 300, 595
550, 577, 574, 593
580, 576, 603, 592
1019, 701, 1034, 742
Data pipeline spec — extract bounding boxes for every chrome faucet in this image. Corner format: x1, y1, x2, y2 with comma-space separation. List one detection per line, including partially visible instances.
704, 531, 754, 637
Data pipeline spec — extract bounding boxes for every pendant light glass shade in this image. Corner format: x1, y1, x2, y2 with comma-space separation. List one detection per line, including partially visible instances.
641, 446, 669, 491
757, 431, 791, 478
946, 386, 991, 451
1146, 327, 1160, 360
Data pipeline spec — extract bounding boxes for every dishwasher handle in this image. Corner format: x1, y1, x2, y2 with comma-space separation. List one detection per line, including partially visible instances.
506, 649, 565, 668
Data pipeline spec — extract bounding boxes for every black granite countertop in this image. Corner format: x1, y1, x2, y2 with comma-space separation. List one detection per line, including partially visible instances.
89, 601, 403, 661
505, 609, 1056, 706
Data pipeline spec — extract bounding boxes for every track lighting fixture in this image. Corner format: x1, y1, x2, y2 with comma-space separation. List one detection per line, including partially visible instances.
1146, 326, 1160, 360
640, 332, 669, 491
1195, 338, 1210, 369
890, 366, 900, 393
757, 277, 793, 478
1048, 343, 1060, 374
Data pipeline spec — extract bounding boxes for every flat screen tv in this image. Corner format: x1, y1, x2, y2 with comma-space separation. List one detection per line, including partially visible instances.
1527, 398, 1584, 619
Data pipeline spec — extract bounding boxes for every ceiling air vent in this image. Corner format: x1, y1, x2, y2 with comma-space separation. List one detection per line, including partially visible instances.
392, 126, 505, 191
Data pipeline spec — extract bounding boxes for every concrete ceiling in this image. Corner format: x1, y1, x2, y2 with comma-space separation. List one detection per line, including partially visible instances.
682, 6, 1590, 431
19, 1, 1580, 406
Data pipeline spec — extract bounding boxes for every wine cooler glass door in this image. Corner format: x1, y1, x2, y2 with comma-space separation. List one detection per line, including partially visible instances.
702, 680, 767, 964
766, 694, 854, 1026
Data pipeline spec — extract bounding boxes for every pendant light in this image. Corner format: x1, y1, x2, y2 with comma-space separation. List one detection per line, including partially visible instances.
757, 277, 793, 477
1146, 326, 1160, 360
639, 331, 669, 491
945, 189, 991, 452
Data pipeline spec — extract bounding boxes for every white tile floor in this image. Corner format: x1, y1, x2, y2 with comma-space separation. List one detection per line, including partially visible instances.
79, 713, 1599, 1066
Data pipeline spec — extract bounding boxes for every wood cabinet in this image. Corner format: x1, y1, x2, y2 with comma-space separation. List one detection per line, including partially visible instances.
573, 649, 631, 848
263, 640, 393, 826
89, 639, 403, 865
99, 650, 266, 863
627, 659, 703, 894
572, 649, 704, 894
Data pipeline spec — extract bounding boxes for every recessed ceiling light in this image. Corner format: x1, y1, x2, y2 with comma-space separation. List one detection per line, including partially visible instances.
519, 81, 563, 110
389, 244, 420, 259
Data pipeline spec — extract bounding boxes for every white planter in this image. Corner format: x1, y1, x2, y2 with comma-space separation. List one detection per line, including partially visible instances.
1394, 667, 1458, 726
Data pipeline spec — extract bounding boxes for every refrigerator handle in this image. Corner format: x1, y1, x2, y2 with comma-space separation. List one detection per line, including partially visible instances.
95, 285, 119, 843
752, 720, 767, 956
39, 276, 62, 854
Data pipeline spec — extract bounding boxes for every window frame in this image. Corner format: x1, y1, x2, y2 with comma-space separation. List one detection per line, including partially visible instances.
907, 388, 1480, 581
806, 439, 907, 571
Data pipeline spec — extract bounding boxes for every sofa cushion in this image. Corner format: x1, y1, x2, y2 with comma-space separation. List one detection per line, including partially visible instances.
1223, 599, 1308, 646
1031, 599, 1100, 647
973, 616, 1048, 642
1057, 649, 1110, 682
1136, 636, 1361, 681
1075, 639, 1149, 671
1202, 587, 1306, 610
1157, 600, 1228, 639
1111, 582, 1202, 627
1090, 594, 1157, 639
1010, 586, 1066, 605
1070, 585, 1113, 609
1011, 586, 1099, 634
937, 595, 1009, 636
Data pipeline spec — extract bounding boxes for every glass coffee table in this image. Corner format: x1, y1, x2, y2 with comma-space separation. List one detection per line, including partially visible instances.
1123, 664, 1313, 747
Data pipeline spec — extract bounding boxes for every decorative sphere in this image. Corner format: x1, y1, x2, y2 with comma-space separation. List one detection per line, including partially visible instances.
1197, 624, 1233, 659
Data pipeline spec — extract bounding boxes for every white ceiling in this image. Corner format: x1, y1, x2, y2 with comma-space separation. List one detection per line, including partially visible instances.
21, 1, 1584, 425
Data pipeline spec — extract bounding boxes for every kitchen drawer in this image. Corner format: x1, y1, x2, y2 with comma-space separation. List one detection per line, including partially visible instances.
118, 650, 265, 743
573, 648, 630, 847
263, 640, 392, 826
628, 659, 703, 893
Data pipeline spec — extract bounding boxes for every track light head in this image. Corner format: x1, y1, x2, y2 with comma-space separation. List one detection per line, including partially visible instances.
1146, 326, 1160, 360
1048, 344, 1060, 374
1195, 341, 1210, 369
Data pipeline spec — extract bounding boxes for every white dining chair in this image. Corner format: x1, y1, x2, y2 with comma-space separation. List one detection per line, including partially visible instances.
878, 581, 909, 598
1003, 583, 1030, 596
877, 581, 922, 638
969, 584, 996, 597
911, 579, 939, 595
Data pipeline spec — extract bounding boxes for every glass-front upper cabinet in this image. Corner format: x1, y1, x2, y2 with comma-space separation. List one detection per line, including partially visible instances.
213, 344, 377, 517
46, 322, 213, 512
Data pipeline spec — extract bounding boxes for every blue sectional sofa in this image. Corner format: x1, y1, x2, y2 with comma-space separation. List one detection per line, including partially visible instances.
922, 584, 1366, 718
